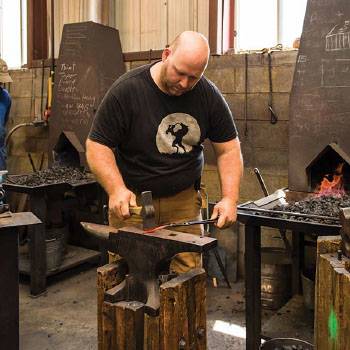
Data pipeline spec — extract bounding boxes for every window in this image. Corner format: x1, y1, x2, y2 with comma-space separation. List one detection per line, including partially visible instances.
235, 0, 307, 51
278, 0, 307, 48
0, 0, 27, 68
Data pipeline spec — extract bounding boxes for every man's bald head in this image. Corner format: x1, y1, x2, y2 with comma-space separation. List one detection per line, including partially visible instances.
152, 31, 210, 96
169, 31, 210, 70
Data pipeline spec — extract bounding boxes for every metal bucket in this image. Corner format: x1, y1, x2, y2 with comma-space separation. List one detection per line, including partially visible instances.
261, 247, 292, 310
46, 228, 65, 272
260, 337, 314, 349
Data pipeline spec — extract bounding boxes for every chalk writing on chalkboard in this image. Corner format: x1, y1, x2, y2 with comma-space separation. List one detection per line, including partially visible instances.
321, 58, 350, 87
57, 63, 78, 97
55, 60, 97, 125
299, 94, 320, 111
298, 55, 308, 63
49, 22, 126, 168
326, 20, 350, 51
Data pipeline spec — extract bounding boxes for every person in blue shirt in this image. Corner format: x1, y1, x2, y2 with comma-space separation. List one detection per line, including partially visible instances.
0, 58, 12, 170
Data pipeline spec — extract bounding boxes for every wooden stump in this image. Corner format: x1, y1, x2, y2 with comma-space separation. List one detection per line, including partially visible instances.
97, 261, 127, 350
160, 268, 206, 350
315, 236, 350, 349
144, 314, 160, 350
102, 301, 145, 350
100, 267, 207, 349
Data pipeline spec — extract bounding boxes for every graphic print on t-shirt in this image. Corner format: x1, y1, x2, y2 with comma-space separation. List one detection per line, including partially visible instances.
156, 113, 201, 154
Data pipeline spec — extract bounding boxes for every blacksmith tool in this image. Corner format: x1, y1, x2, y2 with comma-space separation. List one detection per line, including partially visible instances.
252, 168, 292, 255
144, 217, 233, 289
80, 222, 217, 315
103, 190, 156, 230
254, 168, 269, 197
143, 218, 217, 234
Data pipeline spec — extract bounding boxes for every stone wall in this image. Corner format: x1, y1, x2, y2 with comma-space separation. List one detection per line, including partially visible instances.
8, 50, 298, 277
6, 67, 50, 175
203, 51, 297, 276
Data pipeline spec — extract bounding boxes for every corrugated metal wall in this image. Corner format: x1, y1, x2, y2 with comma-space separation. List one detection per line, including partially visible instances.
47, 0, 209, 56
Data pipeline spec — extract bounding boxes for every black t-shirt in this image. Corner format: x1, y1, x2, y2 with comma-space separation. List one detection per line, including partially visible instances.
88, 63, 238, 197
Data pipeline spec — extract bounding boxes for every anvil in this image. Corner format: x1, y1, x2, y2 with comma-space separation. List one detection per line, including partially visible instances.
81, 222, 217, 315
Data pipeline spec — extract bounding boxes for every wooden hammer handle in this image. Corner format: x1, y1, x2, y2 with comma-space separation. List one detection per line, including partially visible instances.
103, 204, 143, 218
129, 206, 142, 216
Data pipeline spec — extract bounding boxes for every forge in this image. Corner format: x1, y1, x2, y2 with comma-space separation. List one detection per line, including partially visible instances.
237, 1, 350, 349
3, 22, 125, 296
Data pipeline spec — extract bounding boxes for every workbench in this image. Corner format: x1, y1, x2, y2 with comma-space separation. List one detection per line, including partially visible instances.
0, 212, 42, 350
4, 182, 102, 296
237, 210, 340, 349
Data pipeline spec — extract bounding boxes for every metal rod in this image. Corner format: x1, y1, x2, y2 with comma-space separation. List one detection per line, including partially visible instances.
253, 168, 269, 197
213, 248, 232, 289
244, 53, 248, 137
238, 206, 339, 221
27, 153, 36, 172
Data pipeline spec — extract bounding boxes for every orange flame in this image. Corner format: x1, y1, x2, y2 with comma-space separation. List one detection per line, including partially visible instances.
316, 163, 345, 196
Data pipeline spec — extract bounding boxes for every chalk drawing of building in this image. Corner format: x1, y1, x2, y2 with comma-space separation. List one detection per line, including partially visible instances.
326, 20, 350, 51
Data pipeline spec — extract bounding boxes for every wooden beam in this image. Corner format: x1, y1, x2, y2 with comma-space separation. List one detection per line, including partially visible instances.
27, 0, 48, 67
209, 0, 220, 54
229, 0, 235, 49
123, 50, 163, 62
209, 0, 235, 54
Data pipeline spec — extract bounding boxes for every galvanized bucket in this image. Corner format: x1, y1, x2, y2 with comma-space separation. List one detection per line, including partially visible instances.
260, 337, 314, 349
46, 228, 65, 272
261, 247, 292, 310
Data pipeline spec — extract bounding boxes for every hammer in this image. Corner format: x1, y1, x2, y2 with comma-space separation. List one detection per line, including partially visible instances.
104, 190, 216, 232
103, 191, 156, 230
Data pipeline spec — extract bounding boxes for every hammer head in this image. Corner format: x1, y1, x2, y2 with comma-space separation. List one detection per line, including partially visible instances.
140, 191, 156, 230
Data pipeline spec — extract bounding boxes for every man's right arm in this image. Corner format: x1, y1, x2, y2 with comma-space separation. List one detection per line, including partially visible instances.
86, 138, 136, 219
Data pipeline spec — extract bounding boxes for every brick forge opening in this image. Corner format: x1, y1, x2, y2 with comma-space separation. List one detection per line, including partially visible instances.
306, 142, 350, 195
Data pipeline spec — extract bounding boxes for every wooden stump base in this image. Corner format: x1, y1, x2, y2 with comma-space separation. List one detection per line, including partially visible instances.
98, 267, 207, 350
315, 236, 350, 349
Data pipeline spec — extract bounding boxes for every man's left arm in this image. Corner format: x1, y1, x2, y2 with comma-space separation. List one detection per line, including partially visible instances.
210, 137, 243, 228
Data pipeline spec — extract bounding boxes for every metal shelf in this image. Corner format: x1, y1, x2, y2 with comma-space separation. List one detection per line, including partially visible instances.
19, 244, 100, 277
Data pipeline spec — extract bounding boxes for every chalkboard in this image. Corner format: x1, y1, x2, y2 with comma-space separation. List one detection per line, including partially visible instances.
49, 21, 125, 167
289, 0, 350, 192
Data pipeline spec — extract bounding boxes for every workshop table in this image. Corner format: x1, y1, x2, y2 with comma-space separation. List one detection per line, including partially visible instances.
237, 210, 340, 350
0, 212, 42, 350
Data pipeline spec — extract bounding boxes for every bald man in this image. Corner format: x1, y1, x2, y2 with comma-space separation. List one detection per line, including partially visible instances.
87, 31, 243, 273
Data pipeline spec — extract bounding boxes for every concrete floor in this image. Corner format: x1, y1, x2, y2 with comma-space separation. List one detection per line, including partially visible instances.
19, 265, 262, 350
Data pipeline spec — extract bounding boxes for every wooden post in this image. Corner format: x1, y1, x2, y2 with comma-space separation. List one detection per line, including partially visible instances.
97, 262, 127, 350
315, 236, 350, 349
159, 268, 207, 350
102, 301, 145, 350
144, 314, 160, 350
